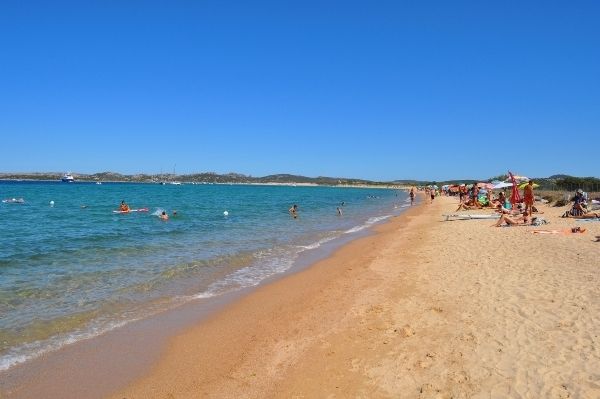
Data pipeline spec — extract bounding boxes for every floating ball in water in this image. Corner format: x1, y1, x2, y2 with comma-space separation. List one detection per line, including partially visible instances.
223, 211, 229, 216
50, 201, 55, 206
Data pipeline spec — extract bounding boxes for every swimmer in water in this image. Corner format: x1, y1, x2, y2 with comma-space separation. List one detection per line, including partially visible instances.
160, 211, 169, 220
119, 200, 130, 212
289, 204, 298, 219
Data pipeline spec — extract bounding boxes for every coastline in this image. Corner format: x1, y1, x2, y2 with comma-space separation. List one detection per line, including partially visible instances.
113, 195, 599, 398
0, 179, 404, 189
109, 199, 431, 398
5, 194, 599, 398
0, 195, 414, 398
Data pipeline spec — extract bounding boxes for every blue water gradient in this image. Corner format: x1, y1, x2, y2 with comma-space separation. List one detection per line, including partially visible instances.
0, 181, 407, 370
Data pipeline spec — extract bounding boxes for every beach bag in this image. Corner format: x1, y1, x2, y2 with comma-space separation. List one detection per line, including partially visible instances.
531, 217, 548, 226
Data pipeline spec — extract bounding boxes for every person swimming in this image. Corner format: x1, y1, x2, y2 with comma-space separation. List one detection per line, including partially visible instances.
119, 200, 130, 212
159, 211, 169, 220
289, 204, 298, 219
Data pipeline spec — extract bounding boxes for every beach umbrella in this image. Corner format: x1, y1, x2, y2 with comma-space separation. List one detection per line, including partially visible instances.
518, 181, 540, 189
508, 171, 521, 206
505, 175, 529, 184
477, 182, 494, 189
492, 182, 513, 189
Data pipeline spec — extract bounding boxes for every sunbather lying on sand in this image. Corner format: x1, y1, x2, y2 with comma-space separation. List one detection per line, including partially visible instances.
562, 211, 600, 219
493, 211, 531, 227
531, 227, 587, 235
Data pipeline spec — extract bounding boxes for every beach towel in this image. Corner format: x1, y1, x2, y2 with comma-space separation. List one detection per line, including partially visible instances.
531, 228, 587, 235
444, 214, 500, 221
531, 217, 549, 226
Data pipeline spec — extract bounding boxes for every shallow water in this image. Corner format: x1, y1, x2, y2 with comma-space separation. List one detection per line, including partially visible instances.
0, 181, 408, 370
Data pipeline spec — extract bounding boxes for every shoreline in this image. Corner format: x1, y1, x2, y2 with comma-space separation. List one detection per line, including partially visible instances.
5, 194, 599, 398
112, 195, 599, 398
108, 199, 431, 398
0, 199, 417, 398
0, 179, 403, 189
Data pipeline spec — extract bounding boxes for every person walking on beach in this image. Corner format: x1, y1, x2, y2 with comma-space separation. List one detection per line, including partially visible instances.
410, 188, 415, 206
524, 180, 534, 216
289, 204, 298, 219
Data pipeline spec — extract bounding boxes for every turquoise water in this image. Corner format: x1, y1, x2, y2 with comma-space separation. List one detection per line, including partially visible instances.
0, 181, 408, 370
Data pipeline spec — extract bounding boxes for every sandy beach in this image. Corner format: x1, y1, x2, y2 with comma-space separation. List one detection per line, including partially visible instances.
105, 195, 599, 398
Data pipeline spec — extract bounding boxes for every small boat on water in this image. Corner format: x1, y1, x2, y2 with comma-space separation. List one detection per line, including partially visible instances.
2, 198, 25, 204
61, 172, 75, 183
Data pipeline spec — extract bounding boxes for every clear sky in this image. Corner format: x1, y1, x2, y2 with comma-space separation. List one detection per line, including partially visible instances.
1, 1, 598, 181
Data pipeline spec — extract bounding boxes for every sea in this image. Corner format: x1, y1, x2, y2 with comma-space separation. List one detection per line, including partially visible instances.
0, 181, 409, 371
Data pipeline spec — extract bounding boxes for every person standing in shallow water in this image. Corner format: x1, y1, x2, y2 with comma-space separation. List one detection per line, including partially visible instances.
289, 204, 298, 219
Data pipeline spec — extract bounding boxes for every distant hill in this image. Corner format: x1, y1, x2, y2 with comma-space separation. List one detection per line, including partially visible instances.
0, 171, 393, 186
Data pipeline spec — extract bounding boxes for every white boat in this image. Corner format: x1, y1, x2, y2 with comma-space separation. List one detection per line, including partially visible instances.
2, 198, 25, 204
61, 172, 75, 182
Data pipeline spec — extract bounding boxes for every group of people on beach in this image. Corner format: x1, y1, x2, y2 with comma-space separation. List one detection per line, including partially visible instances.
444, 180, 599, 227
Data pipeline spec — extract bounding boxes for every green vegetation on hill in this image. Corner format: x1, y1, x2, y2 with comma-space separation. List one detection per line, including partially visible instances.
0, 171, 391, 186
2, 172, 597, 191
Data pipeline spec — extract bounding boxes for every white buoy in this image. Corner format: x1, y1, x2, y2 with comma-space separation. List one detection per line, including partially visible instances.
223, 211, 229, 216
50, 200, 55, 206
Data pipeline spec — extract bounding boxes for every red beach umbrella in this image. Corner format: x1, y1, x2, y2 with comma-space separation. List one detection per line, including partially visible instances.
508, 171, 521, 206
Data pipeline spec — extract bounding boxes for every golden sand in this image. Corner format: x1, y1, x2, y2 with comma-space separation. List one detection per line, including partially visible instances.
112, 195, 600, 398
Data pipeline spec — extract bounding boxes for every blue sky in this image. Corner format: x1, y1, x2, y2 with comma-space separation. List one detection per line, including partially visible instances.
1, 1, 598, 181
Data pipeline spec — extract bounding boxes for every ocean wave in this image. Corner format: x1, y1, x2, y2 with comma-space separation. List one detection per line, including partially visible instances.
344, 214, 392, 234
0, 317, 134, 372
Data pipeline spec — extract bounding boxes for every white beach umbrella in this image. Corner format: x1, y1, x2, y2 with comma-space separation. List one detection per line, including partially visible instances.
493, 182, 513, 189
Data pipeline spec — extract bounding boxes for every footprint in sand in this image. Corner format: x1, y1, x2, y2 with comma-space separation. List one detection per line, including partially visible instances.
398, 325, 415, 337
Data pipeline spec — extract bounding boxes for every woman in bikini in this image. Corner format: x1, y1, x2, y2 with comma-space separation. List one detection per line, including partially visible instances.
494, 210, 531, 227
